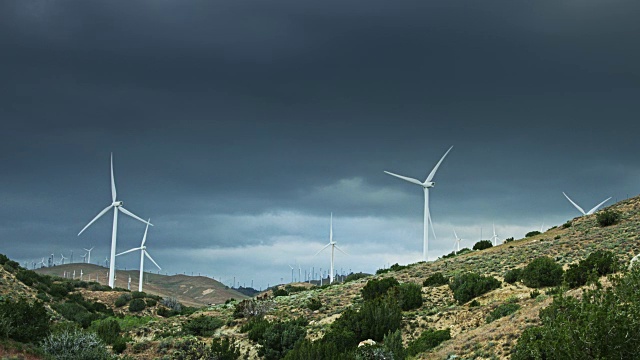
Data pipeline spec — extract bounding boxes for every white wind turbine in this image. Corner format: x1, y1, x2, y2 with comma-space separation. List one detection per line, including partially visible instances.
562, 192, 611, 216
39, 257, 46, 268
453, 228, 463, 252
60, 253, 67, 265
83, 247, 94, 264
115, 220, 161, 292
78, 153, 152, 288
315, 213, 348, 284
385, 146, 453, 261
490, 223, 499, 246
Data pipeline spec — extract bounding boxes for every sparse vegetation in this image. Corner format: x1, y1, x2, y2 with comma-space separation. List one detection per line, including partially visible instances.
486, 302, 520, 323
376, 263, 408, 274
41, 328, 112, 360
344, 272, 370, 283
597, 209, 620, 227
406, 328, 451, 356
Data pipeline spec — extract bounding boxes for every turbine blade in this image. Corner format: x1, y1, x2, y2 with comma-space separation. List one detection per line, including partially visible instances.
141, 220, 150, 246
453, 228, 459, 240
425, 146, 453, 182
116, 247, 141, 256
78, 205, 113, 236
313, 243, 331, 257
144, 251, 161, 270
428, 211, 437, 241
119, 207, 153, 226
335, 245, 349, 256
384, 171, 423, 186
288, 265, 294, 269
587, 197, 612, 215
330, 213, 333, 243
563, 192, 587, 215
111, 153, 117, 202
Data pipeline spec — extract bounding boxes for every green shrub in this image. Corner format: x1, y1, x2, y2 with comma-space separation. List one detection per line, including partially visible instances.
272, 288, 288, 297
406, 328, 451, 356
504, 237, 515, 243
91, 318, 121, 345
183, 315, 224, 337
332, 295, 402, 343
112, 336, 127, 354
259, 319, 308, 360
512, 268, 640, 359
562, 220, 572, 228
383, 329, 406, 360
145, 299, 157, 307
597, 209, 620, 227
283, 338, 352, 360
504, 268, 522, 284
583, 250, 618, 276
564, 263, 591, 289
449, 272, 501, 304
53, 301, 99, 328
131, 291, 146, 299
526, 231, 541, 237
41, 328, 112, 360
344, 272, 370, 283
376, 263, 407, 275
209, 337, 241, 360
396, 283, 423, 311
521, 257, 564, 288
361, 277, 399, 300
114, 293, 131, 307
307, 298, 322, 311
423, 272, 448, 287
486, 303, 520, 323
473, 240, 493, 250
0, 298, 50, 343
129, 298, 146, 312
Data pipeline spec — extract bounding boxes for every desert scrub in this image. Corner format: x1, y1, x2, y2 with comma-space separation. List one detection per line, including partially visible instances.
597, 210, 620, 227
423, 272, 448, 287
41, 328, 112, 360
504, 268, 522, 284
182, 315, 224, 337
115, 293, 132, 307
449, 272, 501, 304
0, 298, 50, 343
520, 257, 563, 288
406, 328, 451, 356
129, 298, 147, 312
486, 303, 520, 323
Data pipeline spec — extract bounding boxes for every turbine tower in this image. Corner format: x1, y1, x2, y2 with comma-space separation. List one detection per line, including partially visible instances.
453, 228, 463, 252
490, 223, 499, 246
384, 146, 453, 261
562, 192, 611, 216
115, 219, 161, 292
315, 213, 348, 284
78, 153, 152, 288
83, 247, 94, 264
60, 253, 67, 265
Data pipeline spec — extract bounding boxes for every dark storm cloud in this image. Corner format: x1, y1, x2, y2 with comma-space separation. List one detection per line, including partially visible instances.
1, 0, 640, 288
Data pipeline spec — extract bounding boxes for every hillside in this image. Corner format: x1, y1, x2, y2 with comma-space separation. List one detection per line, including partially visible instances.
34, 264, 249, 306
1, 195, 639, 359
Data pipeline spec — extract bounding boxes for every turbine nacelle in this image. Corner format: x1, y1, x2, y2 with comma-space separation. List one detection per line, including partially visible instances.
423, 181, 435, 188
113, 201, 123, 207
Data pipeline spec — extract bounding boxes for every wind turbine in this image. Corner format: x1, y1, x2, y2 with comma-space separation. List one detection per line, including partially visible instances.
288, 265, 294, 283
490, 223, 499, 246
81, 253, 87, 263
562, 192, 611, 216
83, 247, 94, 264
39, 258, 46, 268
78, 153, 152, 288
453, 228, 463, 252
115, 220, 161, 292
315, 213, 348, 284
60, 253, 67, 265
385, 146, 453, 261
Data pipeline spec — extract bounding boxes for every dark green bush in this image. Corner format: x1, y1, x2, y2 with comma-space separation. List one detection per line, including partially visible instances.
486, 303, 520, 323
209, 337, 241, 360
521, 257, 564, 288
52, 301, 99, 329
131, 291, 146, 299
597, 209, 620, 227
272, 288, 288, 297
406, 328, 451, 356
564, 263, 591, 289
512, 269, 640, 359
129, 298, 146, 312
504, 237, 515, 243
112, 336, 127, 354
145, 299, 157, 307
183, 315, 224, 337
283, 338, 352, 360
376, 263, 407, 275
114, 293, 131, 307
396, 283, 423, 311
583, 250, 618, 276
92, 318, 121, 345
333, 295, 402, 343
423, 272, 448, 287
361, 277, 399, 300
307, 298, 322, 311
526, 231, 541, 237
473, 240, 493, 250
383, 329, 406, 360
259, 319, 308, 360
344, 272, 369, 283
504, 268, 522, 284
0, 298, 50, 343
449, 272, 501, 304
562, 220, 572, 229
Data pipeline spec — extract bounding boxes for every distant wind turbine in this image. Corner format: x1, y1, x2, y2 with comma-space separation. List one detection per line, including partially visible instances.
60, 253, 67, 265
384, 146, 453, 261
39, 258, 46, 268
83, 247, 94, 264
115, 220, 161, 292
78, 153, 152, 288
453, 228, 463, 252
490, 223, 499, 246
562, 192, 611, 216
314, 213, 348, 284
81, 253, 88, 263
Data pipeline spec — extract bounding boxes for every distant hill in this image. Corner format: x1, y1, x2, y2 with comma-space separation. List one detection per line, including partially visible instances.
34, 264, 249, 306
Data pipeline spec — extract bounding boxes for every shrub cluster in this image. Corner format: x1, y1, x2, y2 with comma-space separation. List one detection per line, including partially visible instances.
564, 250, 618, 288
376, 263, 408, 275
182, 315, 224, 337
171, 336, 240, 360
512, 268, 640, 359
473, 240, 493, 251
0, 298, 50, 343
241, 317, 307, 360
394, 283, 423, 311
307, 298, 322, 311
406, 328, 451, 356
41, 328, 112, 360
526, 231, 541, 237
521, 257, 564, 288
596, 209, 620, 227
361, 277, 399, 300
423, 272, 448, 287
504, 237, 515, 243
504, 268, 522, 284
343, 272, 369, 283
486, 302, 520, 323
449, 272, 501, 304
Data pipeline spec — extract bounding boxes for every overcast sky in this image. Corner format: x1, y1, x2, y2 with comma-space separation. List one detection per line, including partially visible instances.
1, 0, 639, 290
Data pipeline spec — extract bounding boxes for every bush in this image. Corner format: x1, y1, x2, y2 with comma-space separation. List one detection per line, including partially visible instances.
258, 319, 308, 360
91, 318, 121, 345
272, 288, 288, 297
183, 315, 224, 337
129, 298, 146, 312
526, 231, 541, 237
307, 298, 322, 311
486, 302, 520, 323
376, 263, 407, 275
146, 299, 157, 307
512, 269, 640, 359
209, 337, 241, 360
112, 336, 127, 354
283, 338, 352, 360
41, 328, 112, 360
114, 293, 131, 307
504, 268, 522, 284
161, 297, 182, 312
406, 328, 451, 356
597, 209, 620, 227
383, 329, 405, 360
449, 272, 501, 304
504, 237, 515, 243
0, 298, 50, 343
521, 257, 564, 288
131, 291, 146, 299
473, 240, 493, 250
344, 272, 370, 283
423, 272, 448, 287
233, 299, 273, 319
396, 283, 423, 311
361, 277, 399, 300
332, 295, 402, 343
564, 263, 591, 289
564, 250, 618, 288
